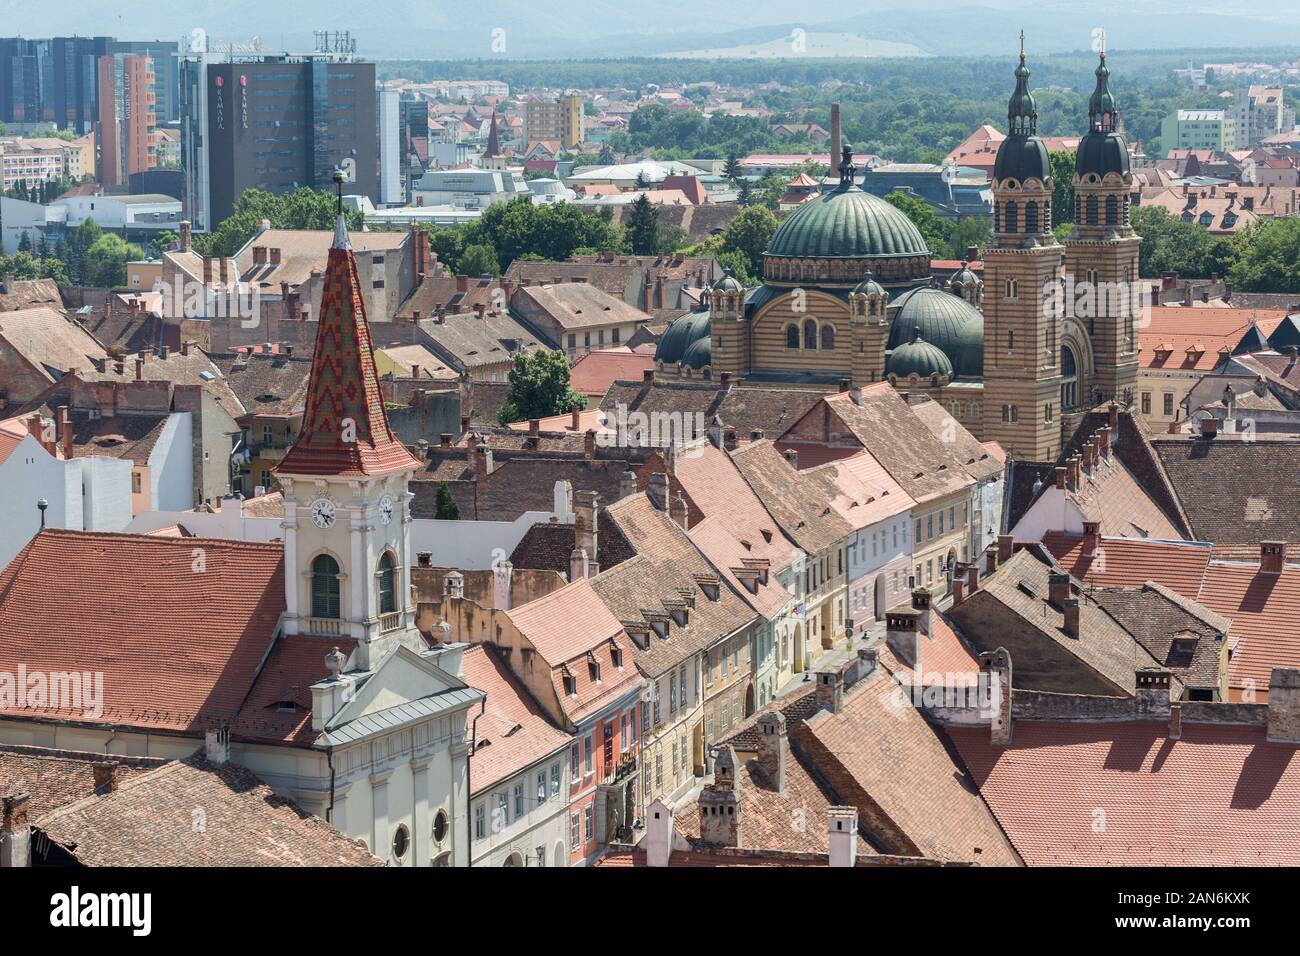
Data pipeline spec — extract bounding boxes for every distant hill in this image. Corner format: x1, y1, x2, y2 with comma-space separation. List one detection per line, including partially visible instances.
662, 32, 926, 60
24, 0, 1300, 59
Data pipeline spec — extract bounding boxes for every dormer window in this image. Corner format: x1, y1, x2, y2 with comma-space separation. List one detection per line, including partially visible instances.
650, 619, 669, 639
611, 645, 623, 669
563, 671, 576, 696
670, 608, 688, 627
588, 657, 601, 683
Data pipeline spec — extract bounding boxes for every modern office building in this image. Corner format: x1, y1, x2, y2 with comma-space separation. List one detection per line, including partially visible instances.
96, 52, 157, 188
0, 36, 178, 134
1160, 109, 1237, 152
184, 53, 377, 229
378, 87, 401, 205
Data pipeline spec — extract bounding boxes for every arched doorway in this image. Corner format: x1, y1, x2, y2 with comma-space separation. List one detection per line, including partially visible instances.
873, 574, 886, 621
744, 683, 755, 717
503, 851, 523, 867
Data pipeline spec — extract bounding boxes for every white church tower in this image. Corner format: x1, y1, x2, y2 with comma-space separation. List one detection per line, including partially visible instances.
275, 207, 425, 670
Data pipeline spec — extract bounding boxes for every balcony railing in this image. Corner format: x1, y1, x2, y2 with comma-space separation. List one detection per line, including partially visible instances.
379, 611, 403, 633
302, 617, 343, 637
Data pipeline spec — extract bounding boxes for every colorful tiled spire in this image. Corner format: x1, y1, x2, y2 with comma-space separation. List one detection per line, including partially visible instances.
276, 211, 420, 478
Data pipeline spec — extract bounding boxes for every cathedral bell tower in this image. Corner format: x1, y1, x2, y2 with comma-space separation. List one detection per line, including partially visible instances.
707, 272, 747, 379
981, 36, 1065, 462
1063, 48, 1140, 410
275, 170, 424, 670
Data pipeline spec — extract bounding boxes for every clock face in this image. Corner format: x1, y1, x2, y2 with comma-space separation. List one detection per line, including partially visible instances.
379, 494, 395, 525
309, 497, 336, 529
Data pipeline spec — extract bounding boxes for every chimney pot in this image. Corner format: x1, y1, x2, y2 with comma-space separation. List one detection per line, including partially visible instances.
642, 368, 655, 385
997, 534, 1014, 564
1048, 572, 1071, 607
92, 761, 120, 793
1261, 541, 1286, 575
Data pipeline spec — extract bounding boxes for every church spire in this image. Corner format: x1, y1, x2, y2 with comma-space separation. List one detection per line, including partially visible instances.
1007, 33, 1038, 136
276, 171, 420, 479
483, 110, 503, 159
1088, 52, 1119, 132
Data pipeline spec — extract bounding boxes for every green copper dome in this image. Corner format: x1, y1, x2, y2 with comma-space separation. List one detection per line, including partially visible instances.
711, 272, 744, 294
887, 328, 953, 379
765, 184, 930, 260
994, 46, 1051, 183
949, 260, 980, 290
852, 272, 887, 298
886, 286, 984, 376
681, 335, 712, 370
655, 310, 711, 366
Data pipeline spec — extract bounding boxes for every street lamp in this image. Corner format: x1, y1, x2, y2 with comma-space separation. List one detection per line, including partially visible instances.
36, 497, 48, 530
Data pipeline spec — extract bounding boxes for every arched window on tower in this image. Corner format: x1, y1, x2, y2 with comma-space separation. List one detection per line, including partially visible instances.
785, 323, 799, 349
1060, 345, 1079, 411
1086, 196, 1098, 226
1105, 195, 1118, 225
803, 319, 817, 350
1025, 201, 1039, 234
820, 324, 835, 350
1007, 330, 1015, 354
1003, 201, 1018, 233
311, 554, 341, 619
377, 552, 396, 614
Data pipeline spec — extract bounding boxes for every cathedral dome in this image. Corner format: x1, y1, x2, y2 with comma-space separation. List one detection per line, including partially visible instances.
681, 335, 712, 370
887, 328, 953, 379
1075, 131, 1129, 179
765, 185, 930, 261
887, 286, 984, 376
993, 135, 1051, 184
655, 310, 711, 367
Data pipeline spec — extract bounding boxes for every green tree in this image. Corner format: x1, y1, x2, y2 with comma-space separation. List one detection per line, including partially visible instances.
720, 205, 777, 280
625, 194, 661, 256
883, 190, 951, 257
193, 187, 363, 257
497, 350, 587, 425
434, 481, 461, 520
82, 233, 143, 287
459, 242, 501, 276
723, 151, 741, 183
947, 216, 990, 260
1131, 206, 1238, 279
1227, 218, 1300, 292
149, 230, 179, 259
1049, 151, 1076, 227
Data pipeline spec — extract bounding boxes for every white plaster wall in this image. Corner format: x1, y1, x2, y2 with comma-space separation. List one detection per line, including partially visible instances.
148, 412, 194, 512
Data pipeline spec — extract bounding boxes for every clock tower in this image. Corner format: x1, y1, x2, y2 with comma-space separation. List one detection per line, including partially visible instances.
275, 205, 423, 670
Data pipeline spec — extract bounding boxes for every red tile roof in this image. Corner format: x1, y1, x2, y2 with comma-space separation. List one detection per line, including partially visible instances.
276, 224, 420, 478
1041, 531, 1213, 594
0, 530, 287, 738
462, 645, 570, 793
949, 720, 1300, 865
568, 348, 655, 399
1139, 308, 1286, 372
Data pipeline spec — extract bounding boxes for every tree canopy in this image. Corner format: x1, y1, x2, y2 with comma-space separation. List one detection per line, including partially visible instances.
497, 350, 588, 425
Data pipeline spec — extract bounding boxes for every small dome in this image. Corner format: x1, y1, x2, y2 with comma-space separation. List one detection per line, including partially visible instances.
1075, 129, 1130, 179
765, 184, 930, 260
888, 328, 953, 379
711, 272, 744, 294
852, 272, 887, 298
655, 310, 710, 366
949, 260, 980, 290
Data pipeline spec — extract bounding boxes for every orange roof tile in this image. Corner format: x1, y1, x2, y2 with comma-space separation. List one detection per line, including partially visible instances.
949, 720, 1300, 865
463, 645, 571, 792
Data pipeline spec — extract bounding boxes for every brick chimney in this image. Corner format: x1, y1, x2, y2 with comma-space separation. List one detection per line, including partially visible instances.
584, 428, 596, 460
1048, 572, 1070, 607
620, 469, 638, 501
997, 534, 1014, 565
1108, 401, 1120, 434
814, 667, 844, 715
1201, 416, 1219, 438
782, 448, 798, 470
985, 545, 999, 575
1054, 465, 1067, 490
92, 761, 120, 793
647, 472, 670, 510
439, 433, 452, 449
528, 418, 540, 437
754, 712, 786, 793
1266, 668, 1300, 743
179, 219, 191, 251
911, 585, 932, 635
698, 747, 742, 847
885, 607, 921, 669
722, 426, 737, 451
1062, 598, 1080, 637
670, 490, 690, 530
204, 727, 230, 766
966, 563, 979, 594
570, 404, 581, 430
574, 490, 599, 576
1083, 520, 1101, 557
0, 794, 30, 868
981, 649, 1013, 746
1097, 426, 1112, 460
135, 356, 144, 381
719, 371, 731, 387
58, 406, 72, 459
1261, 541, 1286, 575
642, 368, 655, 385
1135, 668, 1173, 718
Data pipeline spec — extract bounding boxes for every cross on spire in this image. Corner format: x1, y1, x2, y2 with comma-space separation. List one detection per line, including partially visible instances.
1019, 29, 1025, 60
